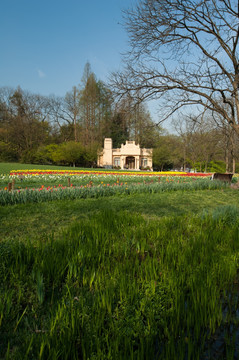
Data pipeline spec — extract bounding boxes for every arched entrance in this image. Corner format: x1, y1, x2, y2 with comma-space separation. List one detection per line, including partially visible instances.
125, 156, 135, 170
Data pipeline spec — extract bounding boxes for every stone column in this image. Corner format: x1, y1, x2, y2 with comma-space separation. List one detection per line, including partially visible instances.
103, 138, 113, 168
121, 156, 125, 169
135, 156, 140, 170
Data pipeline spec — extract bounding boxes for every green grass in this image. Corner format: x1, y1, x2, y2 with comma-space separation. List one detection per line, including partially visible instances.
0, 178, 227, 206
0, 188, 238, 242
1, 205, 239, 359
0, 162, 127, 175
0, 162, 86, 175
1, 162, 239, 358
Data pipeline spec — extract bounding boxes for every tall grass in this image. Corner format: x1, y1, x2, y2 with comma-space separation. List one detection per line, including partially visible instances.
1, 207, 239, 359
0, 172, 208, 189
0, 178, 228, 206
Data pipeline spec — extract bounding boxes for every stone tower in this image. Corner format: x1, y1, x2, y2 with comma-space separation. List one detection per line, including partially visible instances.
103, 138, 112, 168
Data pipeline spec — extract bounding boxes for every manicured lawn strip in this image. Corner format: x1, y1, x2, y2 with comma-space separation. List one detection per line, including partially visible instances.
0, 163, 129, 178
0, 163, 132, 175
1, 188, 238, 243
0, 162, 87, 175
1, 206, 239, 359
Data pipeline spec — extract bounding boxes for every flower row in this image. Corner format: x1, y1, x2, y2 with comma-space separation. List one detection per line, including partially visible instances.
0, 178, 227, 206
9, 169, 212, 177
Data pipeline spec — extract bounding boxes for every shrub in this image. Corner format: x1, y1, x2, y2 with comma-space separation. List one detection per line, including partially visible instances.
207, 161, 226, 173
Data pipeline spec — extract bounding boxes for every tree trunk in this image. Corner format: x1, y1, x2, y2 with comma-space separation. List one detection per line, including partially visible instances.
232, 158, 236, 174
225, 148, 229, 173
183, 146, 187, 171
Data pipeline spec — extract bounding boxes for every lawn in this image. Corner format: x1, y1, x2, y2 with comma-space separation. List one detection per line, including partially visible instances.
1, 188, 239, 243
0, 162, 87, 175
1, 163, 239, 359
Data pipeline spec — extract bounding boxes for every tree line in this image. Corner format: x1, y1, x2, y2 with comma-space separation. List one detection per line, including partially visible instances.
0, 60, 238, 172
154, 115, 239, 173
0, 63, 160, 167
1, 0, 239, 172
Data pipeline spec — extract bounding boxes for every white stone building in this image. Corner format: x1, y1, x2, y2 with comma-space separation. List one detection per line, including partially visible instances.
97, 138, 153, 170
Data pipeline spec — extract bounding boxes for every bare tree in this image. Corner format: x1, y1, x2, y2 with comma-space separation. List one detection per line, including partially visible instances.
111, 0, 239, 135
212, 110, 238, 172
79, 63, 113, 146
172, 116, 196, 171
47, 92, 80, 142
65, 86, 81, 142
0, 87, 51, 160
173, 114, 221, 171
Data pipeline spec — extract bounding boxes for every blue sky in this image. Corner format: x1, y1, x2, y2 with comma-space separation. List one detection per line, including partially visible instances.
0, 0, 136, 96
0, 0, 172, 128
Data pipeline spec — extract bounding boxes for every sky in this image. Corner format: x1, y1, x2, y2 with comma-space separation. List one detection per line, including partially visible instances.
0, 0, 171, 128
0, 0, 135, 96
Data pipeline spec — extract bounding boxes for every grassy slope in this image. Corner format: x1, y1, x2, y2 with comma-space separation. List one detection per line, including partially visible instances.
1, 188, 238, 243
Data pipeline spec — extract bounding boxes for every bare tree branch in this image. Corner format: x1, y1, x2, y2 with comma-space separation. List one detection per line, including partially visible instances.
111, 0, 239, 135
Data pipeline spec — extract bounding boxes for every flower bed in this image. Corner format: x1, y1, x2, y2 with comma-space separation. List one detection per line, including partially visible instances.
2, 169, 233, 206
0, 177, 227, 206
9, 169, 211, 177
0, 170, 213, 192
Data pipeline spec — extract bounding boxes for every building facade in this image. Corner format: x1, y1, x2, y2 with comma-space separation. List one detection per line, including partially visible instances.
97, 138, 153, 170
